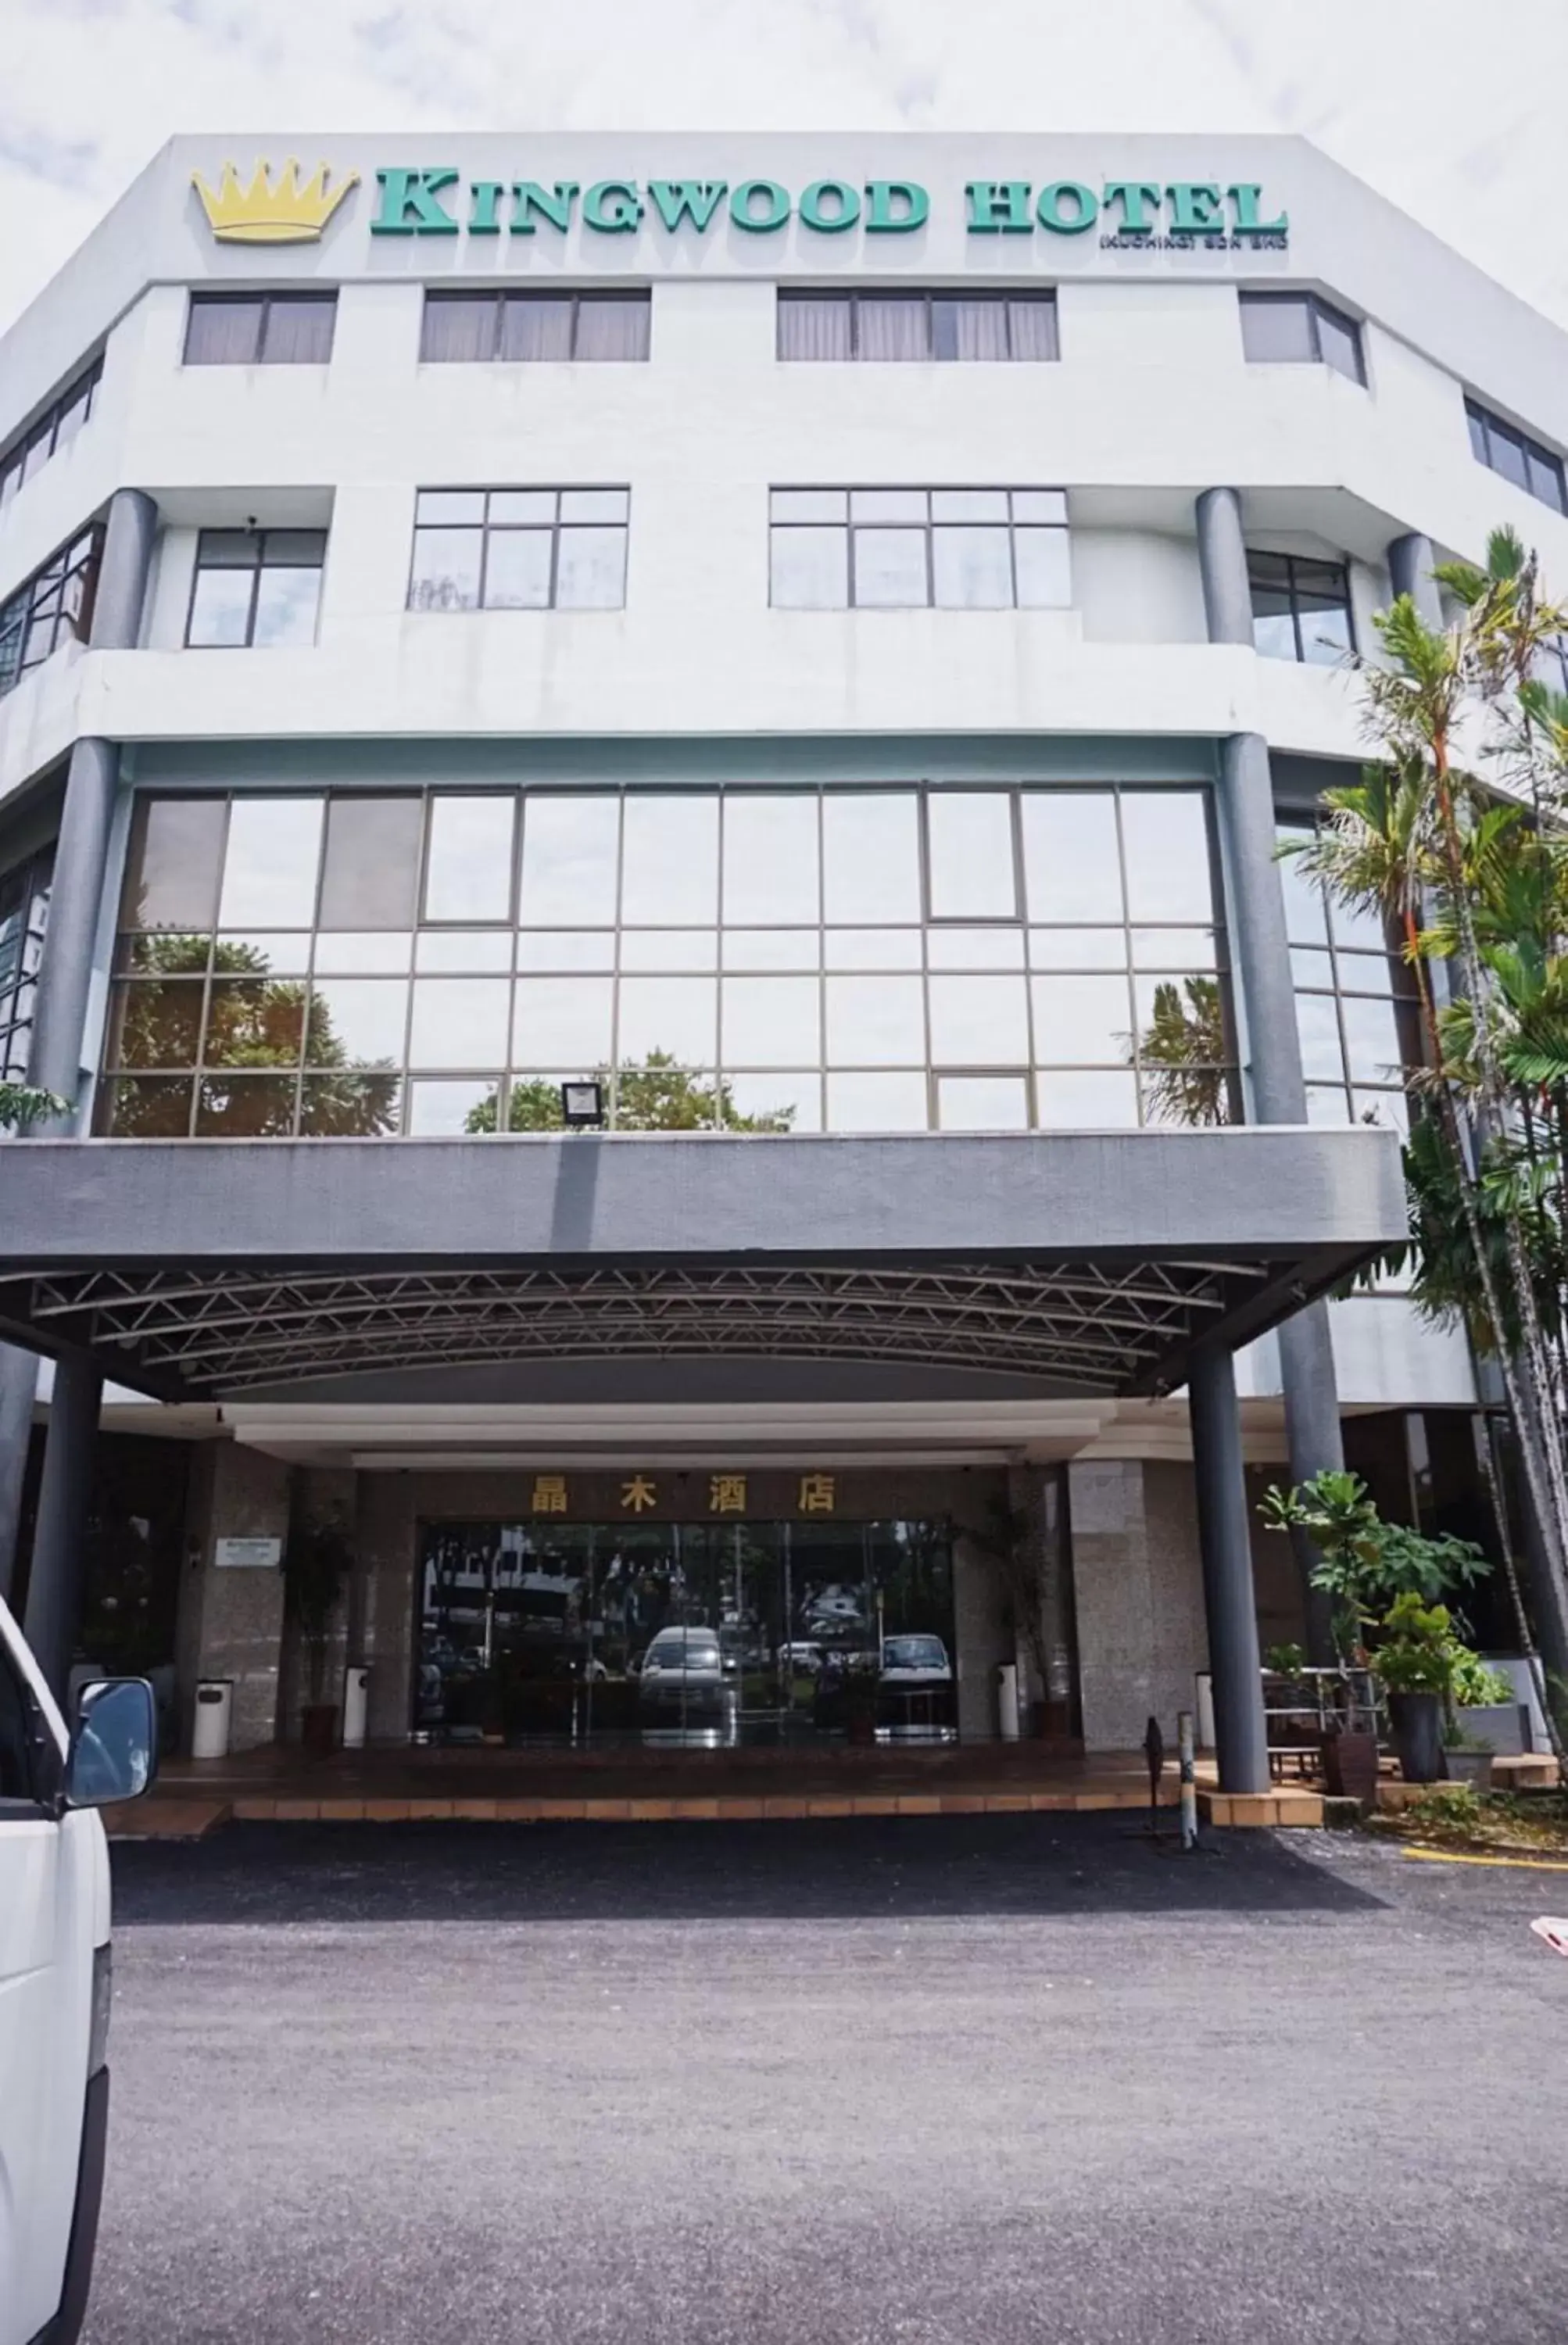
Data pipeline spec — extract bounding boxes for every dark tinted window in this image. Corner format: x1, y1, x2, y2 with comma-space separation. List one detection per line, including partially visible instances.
1465, 397, 1566, 514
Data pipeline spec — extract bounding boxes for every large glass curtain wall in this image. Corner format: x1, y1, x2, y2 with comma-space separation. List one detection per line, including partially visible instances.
100, 783, 1236, 1138
415, 1516, 956, 1747
1276, 822, 1417, 1129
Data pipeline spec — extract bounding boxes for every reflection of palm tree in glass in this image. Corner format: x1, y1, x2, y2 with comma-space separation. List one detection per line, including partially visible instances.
116, 934, 401, 1137
1132, 976, 1232, 1128
464, 1049, 797, 1133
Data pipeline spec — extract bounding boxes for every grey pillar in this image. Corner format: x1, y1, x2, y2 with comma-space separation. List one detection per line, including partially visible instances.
1198, 486, 1344, 1659
1187, 1344, 1269, 1794
1387, 531, 1444, 632
0, 1350, 36, 1602
23, 1355, 103, 1705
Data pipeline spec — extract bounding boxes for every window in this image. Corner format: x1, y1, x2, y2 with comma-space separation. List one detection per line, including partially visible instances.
1279, 822, 1415, 1130
421, 291, 650, 363
1248, 550, 1354, 665
0, 359, 102, 514
409, 489, 628, 612
99, 784, 1232, 1140
1239, 292, 1364, 385
770, 489, 1069, 610
183, 293, 337, 366
0, 848, 51, 1081
0, 524, 102, 698
1464, 398, 1566, 516
186, 530, 326, 648
778, 291, 1058, 362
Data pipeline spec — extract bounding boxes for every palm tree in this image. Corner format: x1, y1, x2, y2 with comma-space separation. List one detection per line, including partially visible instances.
1134, 975, 1231, 1126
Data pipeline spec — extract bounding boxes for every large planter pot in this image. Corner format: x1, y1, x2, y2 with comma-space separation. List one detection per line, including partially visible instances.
299, 1702, 339, 1758
1453, 1701, 1526, 1756
1388, 1689, 1444, 1783
1320, 1727, 1379, 1807
1442, 1749, 1495, 1790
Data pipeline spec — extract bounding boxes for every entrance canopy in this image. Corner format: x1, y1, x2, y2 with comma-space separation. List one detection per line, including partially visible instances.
0, 1128, 1404, 1402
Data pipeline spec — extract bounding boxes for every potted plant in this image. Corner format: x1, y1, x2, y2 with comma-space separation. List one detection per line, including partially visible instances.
1446, 1650, 1521, 1760
1260, 1471, 1492, 1805
1373, 1593, 1457, 1783
1441, 1721, 1495, 1790
281, 1511, 353, 1756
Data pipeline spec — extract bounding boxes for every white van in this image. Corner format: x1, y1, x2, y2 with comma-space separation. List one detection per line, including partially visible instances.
0, 1592, 156, 2345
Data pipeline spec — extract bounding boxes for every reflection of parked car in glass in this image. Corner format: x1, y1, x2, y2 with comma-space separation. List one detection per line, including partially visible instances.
637, 1627, 737, 1714
777, 1639, 826, 1671
879, 1635, 952, 1688
803, 1585, 864, 1624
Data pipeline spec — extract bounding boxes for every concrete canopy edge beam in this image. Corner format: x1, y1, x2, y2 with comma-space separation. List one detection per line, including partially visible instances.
0, 1130, 1405, 1271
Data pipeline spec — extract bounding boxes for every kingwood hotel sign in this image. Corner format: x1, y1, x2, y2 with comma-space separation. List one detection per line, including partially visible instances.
192, 161, 1291, 251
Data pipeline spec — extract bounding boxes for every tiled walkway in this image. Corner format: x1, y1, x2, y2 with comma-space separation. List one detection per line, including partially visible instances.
106, 1741, 1326, 1836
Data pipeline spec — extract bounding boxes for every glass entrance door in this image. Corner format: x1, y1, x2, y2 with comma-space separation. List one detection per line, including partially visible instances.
414, 1515, 956, 1748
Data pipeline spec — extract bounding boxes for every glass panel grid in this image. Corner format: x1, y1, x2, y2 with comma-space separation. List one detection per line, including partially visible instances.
1247, 548, 1355, 664
770, 488, 1069, 610
104, 786, 1233, 1137
0, 524, 103, 699
409, 488, 628, 611
183, 292, 336, 367
1279, 822, 1416, 1126
186, 529, 325, 649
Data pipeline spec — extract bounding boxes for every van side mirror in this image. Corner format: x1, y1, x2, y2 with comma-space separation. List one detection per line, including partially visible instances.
64, 1678, 158, 1810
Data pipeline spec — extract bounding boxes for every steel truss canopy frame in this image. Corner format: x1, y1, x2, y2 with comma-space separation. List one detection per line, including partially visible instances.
0, 1130, 1404, 1402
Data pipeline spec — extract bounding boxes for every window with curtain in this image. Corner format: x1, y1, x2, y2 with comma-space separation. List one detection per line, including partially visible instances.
421, 291, 650, 362
778, 290, 1058, 361
186, 530, 327, 647
770, 488, 1069, 610
1239, 292, 1364, 385
0, 524, 103, 698
1464, 397, 1566, 516
0, 358, 102, 514
408, 489, 629, 611
1247, 550, 1355, 665
184, 292, 336, 365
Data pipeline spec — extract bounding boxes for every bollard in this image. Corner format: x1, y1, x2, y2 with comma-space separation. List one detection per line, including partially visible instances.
1178, 1710, 1198, 1851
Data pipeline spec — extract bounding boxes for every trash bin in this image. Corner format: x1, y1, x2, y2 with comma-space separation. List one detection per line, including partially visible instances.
997, 1662, 1020, 1742
192, 1679, 233, 1760
342, 1664, 371, 1749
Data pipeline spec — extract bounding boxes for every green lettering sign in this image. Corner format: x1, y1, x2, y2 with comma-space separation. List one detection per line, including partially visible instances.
1227, 182, 1289, 237
584, 180, 643, 233
370, 167, 460, 235
965, 181, 1033, 234
865, 180, 929, 233
647, 180, 729, 232
1101, 179, 1162, 234
467, 180, 505, 235
798, 178, 860, 234
1036, 181, 1097, 235
510, 181, 577, 234
1166, 182, 1226, 235
730, 179, 792, 233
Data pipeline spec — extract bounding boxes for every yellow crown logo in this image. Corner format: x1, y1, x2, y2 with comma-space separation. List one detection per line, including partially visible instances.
192, 158, 359, 244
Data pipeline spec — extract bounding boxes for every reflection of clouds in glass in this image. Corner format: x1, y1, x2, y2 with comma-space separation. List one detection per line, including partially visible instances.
621, 798, 718, 925
1118, 793, 1212, 922
408, 979, 510, 1069
218, 798, 324, 927
825, 975, 925, 1065
721, 976, 819, 1066
1021, 793, 1122, 924
822, 796, 920, 923
520, 797, 620, 926
513, 976, 614, 1063
424, 797, 516, 922
617, 976, 717, 1061
929, 976, 1028, 1065
723, 796, 820, 925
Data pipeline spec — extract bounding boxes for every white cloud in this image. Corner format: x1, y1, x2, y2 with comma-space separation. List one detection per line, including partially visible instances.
0, 0, 1564, 328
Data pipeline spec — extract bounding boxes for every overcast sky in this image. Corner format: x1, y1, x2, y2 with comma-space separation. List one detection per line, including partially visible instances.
1, 0, 1563, 331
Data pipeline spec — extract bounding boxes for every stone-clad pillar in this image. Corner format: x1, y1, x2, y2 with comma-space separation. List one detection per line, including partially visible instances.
1197, 486, 1343, 1659
2, 487, 157, 1626
1188, 1344, 1269, 1793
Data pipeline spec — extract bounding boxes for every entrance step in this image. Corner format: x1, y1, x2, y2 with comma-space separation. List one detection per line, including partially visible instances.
102, 1795, 232, 1840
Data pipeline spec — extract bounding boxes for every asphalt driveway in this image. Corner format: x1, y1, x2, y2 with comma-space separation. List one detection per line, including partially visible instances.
87, 1816, 1568, 2343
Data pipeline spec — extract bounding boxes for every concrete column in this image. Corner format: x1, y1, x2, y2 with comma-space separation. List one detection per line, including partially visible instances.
0, 1351, 36, 1603
22, 1354, 103, 1704
1197, 486, 1344, 1659
181, 1443, 292, 1752
1187, 1345, 1269, 1794
1388, 531, 1444, 632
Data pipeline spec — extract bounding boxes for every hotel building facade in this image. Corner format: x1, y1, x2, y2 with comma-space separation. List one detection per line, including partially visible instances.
4, 131, 1560, 1784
